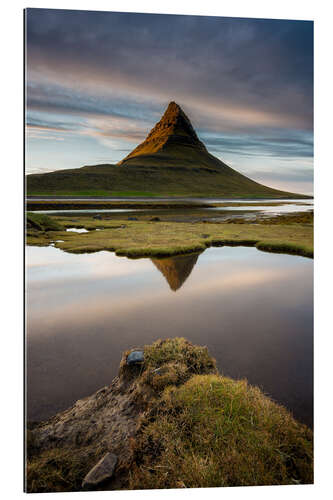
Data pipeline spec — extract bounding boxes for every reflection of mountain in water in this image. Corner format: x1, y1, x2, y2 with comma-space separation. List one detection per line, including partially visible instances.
151, 253, 200, 291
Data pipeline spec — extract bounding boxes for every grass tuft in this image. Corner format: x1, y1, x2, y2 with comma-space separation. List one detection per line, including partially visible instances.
130, 373, 313, 489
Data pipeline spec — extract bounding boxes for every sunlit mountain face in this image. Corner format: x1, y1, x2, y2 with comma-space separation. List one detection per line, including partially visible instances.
25, 9, 313, 195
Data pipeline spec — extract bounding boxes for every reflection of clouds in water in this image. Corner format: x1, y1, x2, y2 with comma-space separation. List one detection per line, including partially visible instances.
26, 246, 152, 280
27, 246, 311, 337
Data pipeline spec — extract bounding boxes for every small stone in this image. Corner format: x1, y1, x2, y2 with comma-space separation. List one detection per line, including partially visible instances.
150, 216, 160, 222
127, 351, 144, 365
128, 216, 138, 221
93, 215, 102, 220
82, 452, 117, 487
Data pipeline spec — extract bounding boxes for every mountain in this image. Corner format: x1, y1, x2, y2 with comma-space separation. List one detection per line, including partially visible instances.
26, 102, 307, 198
151, 252, 200, 291
118, 101, 208, 165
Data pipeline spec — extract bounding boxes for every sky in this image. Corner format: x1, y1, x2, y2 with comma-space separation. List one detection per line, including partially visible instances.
25, 8, 313, 194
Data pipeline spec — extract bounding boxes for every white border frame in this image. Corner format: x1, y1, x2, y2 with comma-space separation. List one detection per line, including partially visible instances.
2, 1, 332, 499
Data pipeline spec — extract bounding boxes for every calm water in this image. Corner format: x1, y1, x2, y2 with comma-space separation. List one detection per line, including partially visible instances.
26, 246, 313, 426
34, 199, 313, 221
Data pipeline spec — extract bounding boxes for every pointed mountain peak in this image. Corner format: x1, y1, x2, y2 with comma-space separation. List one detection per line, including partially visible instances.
155, 101, 199, 140
165, 101, 181, 112
118, 101, 207, 165
162, 101, 187, 120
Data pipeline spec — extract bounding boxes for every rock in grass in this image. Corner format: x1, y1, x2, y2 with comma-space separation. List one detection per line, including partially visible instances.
126, 351, 144, 365
150, 216, 160, 222
128, 216, 138, 221
82, 452, 117, 488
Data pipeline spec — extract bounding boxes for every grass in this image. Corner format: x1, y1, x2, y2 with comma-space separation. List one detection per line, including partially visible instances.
231, 211, 314, 225
256, 241, 313, 258
26, 215, 313, 259
27, 190, 165, 197
26, 212, 63, 232
130, 373, 313, 489
26, 446, 104, 493
128, 339, 313, 489
26, 338, 313, 492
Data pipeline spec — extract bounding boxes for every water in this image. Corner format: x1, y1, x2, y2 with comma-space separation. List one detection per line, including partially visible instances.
26, 245, 313, 427
33, 199, 313, 222
66, 228, 89, 233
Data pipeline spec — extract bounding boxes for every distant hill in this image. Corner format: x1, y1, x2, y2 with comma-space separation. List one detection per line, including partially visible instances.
26, 102, 308, 198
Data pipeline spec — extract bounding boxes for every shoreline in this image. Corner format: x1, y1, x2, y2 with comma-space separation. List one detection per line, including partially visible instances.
26, 200, 312, 211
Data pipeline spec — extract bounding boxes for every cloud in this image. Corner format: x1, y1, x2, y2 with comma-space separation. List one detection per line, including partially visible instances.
201, 131, 313, 159
26, 9, 313, 132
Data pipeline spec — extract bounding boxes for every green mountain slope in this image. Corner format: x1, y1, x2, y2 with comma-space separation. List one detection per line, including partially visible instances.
26, 102, 307, 198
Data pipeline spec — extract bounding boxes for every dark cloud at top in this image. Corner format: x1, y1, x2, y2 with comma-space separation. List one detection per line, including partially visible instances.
26, 8, 313, 131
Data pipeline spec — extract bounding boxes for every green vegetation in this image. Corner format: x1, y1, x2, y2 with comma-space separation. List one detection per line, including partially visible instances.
26, 215, 313, 259
231, 211, 314, 225
26, 446, 102, 493
130, 369, 313, 487
26, 162, 308, 199
26, 338, 313, 492
26, 212, 63, 232
256, 241, 313, 258
28, 190, 164, 197
26, 212, 63, 246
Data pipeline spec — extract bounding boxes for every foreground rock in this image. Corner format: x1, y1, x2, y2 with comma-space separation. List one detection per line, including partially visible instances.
82, 453, 118, 488
126, 350, 144, 365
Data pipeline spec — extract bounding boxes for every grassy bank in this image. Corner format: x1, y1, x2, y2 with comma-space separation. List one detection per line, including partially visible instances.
26, 212, 63, 232
26, 213, 313, 259
26, 338, 313, 492
27, 190, 167, 198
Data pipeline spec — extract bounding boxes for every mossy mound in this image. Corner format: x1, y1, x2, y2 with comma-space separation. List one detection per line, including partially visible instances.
26, 338, 313, 492
130, 372, 313, 488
